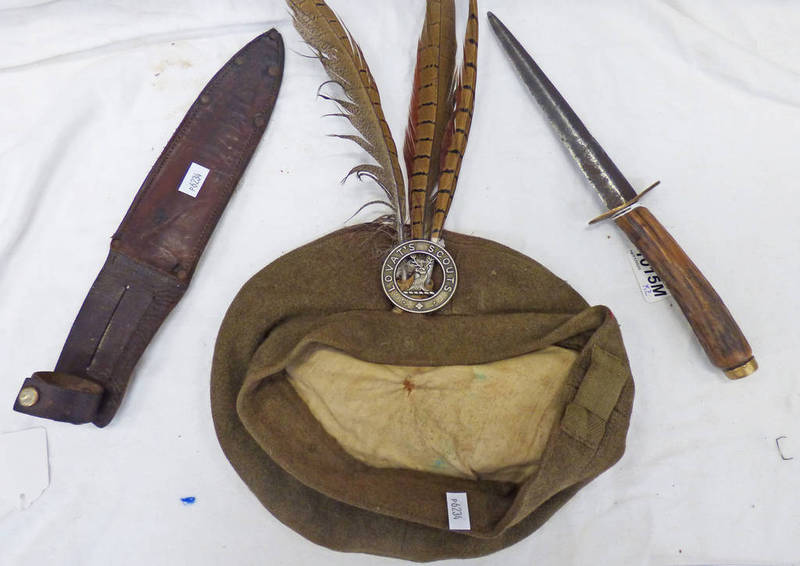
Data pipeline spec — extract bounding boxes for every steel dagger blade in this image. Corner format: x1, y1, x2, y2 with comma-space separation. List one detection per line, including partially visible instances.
488, 12, 639, 211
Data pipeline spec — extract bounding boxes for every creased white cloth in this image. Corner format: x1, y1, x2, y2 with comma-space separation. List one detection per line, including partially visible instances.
1, 1, 799, 565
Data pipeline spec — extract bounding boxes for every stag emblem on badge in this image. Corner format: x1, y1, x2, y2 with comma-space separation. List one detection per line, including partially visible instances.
381, 240, 458, 313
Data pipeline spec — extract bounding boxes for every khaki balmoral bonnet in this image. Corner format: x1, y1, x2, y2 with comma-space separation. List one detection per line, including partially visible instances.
213, 0, 634, 560
211, 225, 634, 561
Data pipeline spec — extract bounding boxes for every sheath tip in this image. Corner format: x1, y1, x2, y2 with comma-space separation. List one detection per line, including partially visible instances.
725, 357, 758, 380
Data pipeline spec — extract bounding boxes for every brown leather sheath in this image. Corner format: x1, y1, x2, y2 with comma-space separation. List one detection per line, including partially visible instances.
13, 29, 284, 427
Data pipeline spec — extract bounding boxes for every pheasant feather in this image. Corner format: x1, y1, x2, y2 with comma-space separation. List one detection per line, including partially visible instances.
403, 0, 457, 239
429, 0, 478, 242
287, 0, 407, 242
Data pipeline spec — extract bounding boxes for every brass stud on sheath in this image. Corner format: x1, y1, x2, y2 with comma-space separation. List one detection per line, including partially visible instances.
18, 387, 39, 407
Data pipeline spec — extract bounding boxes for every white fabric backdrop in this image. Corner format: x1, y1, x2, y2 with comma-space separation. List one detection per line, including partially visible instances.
1, 1, 798, 564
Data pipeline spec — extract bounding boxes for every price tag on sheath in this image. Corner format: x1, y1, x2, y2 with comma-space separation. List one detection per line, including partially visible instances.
627, 249, 670, 304
177, 162, 211, 198
446, 492, 471, 531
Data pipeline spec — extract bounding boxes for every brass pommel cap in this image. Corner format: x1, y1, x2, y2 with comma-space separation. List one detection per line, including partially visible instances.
725, 357, 758, 380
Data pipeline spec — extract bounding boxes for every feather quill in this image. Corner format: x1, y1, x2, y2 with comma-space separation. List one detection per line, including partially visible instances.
287, 0, 407, 242
403, 0, 457, 239
429, 0, 478, 242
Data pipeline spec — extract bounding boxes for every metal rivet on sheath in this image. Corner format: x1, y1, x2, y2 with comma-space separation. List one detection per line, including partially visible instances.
267, 65, 280, 77
235, 56, 245, 66
18, 387, 39, 407
200, 94, 211, 104
253, 113, 266, 127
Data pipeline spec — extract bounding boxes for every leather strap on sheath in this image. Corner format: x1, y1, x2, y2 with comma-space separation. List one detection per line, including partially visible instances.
13, 29, 285, 427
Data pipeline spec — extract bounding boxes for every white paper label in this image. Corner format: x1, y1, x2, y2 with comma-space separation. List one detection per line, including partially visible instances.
177, 162, 210, 198
446, 492, 470, 530
627, 248, 670, 303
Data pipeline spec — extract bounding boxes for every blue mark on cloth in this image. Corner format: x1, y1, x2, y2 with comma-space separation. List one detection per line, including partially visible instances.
180, 496, 196, 505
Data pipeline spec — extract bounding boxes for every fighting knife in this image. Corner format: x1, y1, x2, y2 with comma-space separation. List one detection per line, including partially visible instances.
488, 12, 756, 379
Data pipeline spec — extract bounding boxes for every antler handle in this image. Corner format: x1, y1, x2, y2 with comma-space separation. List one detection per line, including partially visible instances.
614, 206, 756, 379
